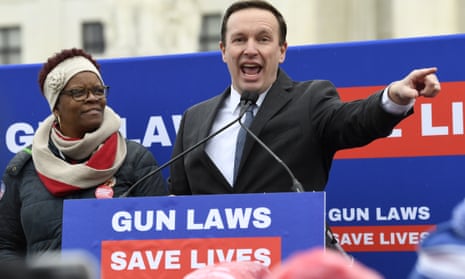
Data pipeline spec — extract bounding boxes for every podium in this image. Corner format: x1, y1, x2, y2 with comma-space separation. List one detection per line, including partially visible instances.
62, 192, 325, 278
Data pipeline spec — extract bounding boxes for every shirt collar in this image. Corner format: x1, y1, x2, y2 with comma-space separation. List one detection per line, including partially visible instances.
229, 87, 269, 114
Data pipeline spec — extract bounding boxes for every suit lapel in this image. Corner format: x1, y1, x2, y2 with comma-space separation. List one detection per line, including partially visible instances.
196, 93, 227, 140
238, 70, 294, 173
198, 89, 234, 189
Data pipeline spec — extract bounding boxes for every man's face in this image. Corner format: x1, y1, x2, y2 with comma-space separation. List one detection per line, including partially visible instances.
220, 8, 287, 95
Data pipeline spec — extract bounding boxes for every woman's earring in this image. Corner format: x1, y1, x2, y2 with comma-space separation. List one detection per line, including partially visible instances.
55, 114, 61, 128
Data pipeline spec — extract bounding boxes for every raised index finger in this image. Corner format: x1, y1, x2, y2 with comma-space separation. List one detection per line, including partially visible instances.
411, 67, 438, 79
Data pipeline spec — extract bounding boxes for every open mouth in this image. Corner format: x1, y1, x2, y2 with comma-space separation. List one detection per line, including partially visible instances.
241, 63, 262, 76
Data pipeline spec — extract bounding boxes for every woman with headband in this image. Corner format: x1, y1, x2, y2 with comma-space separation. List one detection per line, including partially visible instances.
0, 48, 168, 262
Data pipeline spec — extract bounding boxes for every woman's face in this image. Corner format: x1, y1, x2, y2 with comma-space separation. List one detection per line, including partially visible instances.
53, 71, 106, 138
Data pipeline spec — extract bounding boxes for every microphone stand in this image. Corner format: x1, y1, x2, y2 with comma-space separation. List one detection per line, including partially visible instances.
238, 119, 304, 193
239, 119, 353, 263
326, 225, 354, 264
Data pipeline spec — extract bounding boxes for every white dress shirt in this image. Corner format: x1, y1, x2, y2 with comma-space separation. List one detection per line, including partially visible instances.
205, 87, 267, 186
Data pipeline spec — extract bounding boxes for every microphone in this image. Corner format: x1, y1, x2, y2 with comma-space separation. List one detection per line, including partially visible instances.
119, 91, 259, 197
237, 105, 305, 193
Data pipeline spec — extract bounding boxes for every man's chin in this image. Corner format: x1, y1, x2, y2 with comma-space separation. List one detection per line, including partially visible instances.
240, 84, 263, 94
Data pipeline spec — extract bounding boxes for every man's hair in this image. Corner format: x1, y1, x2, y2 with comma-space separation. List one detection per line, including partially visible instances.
38, 48, 101, 94
220, 0, 287, 46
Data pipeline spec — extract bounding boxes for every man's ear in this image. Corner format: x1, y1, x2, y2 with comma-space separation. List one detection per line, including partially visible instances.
220, 41, 227, 62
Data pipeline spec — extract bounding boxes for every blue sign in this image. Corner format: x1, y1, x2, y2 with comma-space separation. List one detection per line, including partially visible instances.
62, 192, 325, 278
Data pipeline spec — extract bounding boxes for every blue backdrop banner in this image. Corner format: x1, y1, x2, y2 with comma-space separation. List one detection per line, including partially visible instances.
2, 34, 465, 278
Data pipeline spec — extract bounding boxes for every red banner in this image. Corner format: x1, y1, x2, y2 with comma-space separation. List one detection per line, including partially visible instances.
336, 81, 465, 158
331, 225, 436, 252
100, 237, 281, 279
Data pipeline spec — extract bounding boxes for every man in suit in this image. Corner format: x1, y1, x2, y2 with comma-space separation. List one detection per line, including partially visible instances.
169, 0, 441, 195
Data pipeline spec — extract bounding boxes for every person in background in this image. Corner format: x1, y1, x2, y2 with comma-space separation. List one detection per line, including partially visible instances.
268, 248, 383, 279
0, 48, 168, 262
182, 248, 383, 279
183, 260, 271, 279
409, 197, 465, 278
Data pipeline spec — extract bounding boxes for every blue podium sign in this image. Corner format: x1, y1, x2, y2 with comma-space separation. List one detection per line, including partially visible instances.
62, 192, 325, 278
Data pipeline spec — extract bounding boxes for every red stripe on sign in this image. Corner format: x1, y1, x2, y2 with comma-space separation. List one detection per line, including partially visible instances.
335, 81, 465, 159
100, 237, 281, 279
331, 225, 436, 252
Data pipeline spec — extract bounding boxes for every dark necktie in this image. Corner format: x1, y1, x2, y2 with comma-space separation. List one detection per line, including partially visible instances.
234, 104, 255, 182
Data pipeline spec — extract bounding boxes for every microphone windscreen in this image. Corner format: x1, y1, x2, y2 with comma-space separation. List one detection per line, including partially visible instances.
241, 91, 259, 104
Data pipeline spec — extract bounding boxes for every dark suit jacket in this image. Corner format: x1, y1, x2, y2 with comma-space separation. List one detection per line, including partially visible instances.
170, 69, 409, 195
